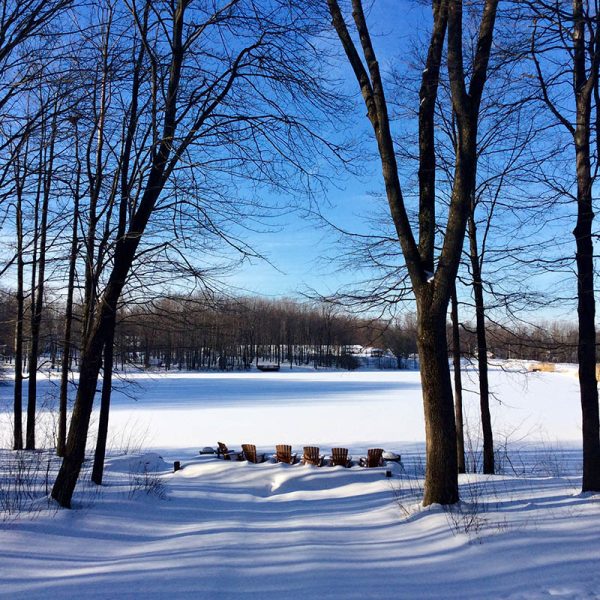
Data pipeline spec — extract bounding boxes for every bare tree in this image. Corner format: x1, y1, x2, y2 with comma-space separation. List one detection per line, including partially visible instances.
25, 92, 59, 450
327, 0, 499, 504
528, 0, 600, 492
0, 0, 73, 451
51, 0, 341, 507
57, 113, 82, 457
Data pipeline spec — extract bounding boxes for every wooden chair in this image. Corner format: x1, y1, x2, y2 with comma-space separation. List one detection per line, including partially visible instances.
359, 448, 384, 468
275, 444, 297, 464
302, 446, 323, 466
330, 447, 352, 468
241, 443, 267, 464
217, 441, 240, 461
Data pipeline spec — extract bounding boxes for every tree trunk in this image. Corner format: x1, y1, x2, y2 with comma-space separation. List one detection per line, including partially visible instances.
468, 214, 494, 474
26, 127, 55, 449
574, 124, 600, 492
573, 1, 600, 490
51, 330, 104, 507
531, 0, 600, 493
450, 285, 465, 474
58, 120, 82, 457
417, 301, 459, 506
25, 163, 41, 450
13, 182, 24, 450
92, 326, 114, 485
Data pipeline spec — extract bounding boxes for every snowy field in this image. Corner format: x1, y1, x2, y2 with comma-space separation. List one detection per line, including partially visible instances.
1, 364, 600, 599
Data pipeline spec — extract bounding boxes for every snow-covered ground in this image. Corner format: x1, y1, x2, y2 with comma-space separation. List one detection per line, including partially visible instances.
1, 364, 599, 599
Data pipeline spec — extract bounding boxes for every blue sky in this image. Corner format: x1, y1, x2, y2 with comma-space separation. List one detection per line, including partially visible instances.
225, 1, 431, 300
221, 1, 583, 326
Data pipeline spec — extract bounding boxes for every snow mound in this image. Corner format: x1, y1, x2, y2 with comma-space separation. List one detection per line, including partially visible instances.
107, 452, 169, 474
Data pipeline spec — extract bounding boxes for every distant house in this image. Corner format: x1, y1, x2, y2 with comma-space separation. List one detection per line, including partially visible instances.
342, 345, 363, 355
363, 347, 385, 358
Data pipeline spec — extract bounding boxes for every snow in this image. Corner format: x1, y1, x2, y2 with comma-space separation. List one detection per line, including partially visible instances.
1, 364, 598, 599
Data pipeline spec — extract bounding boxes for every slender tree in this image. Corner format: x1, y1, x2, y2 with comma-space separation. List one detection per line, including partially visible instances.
25, 94, 58, 450
450, 284, 465, 473
57, 114, 82, 457
11, 140, 27, 450
529, 0, 600, 492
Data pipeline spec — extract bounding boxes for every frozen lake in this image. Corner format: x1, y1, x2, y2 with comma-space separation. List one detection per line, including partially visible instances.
0, 364, 583, 454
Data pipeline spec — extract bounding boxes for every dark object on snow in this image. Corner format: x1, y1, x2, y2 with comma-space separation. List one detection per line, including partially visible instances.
385, 470, 392, 478
199, 446, 216, 455
173, 461, 181, 472
275, 444, 297, 464
302, 446, 324, 466
241, 443, 267, 463
330, 447, 352, 468
256, 364, 280, 372
359, 448, 384, 468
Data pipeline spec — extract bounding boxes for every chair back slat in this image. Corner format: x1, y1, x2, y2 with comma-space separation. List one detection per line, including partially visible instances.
303, 446, 321, 466
366, 448, 384, 468
242, 443, 258, 463
218, 441, 231, 460
276, 444, 293, 464
331, 447, 349, 467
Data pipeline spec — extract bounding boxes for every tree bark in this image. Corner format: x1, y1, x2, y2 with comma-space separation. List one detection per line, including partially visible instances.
327, 0, 498, 505
13, 172, 24, 450
58, 119, 82, 457
91, 325, 114, 485
573, 0, 600, 492
450, 285, 465, 474
26, 110, 56, 450
52, 0, 187, 507
574, 112, 600, 491
530, 0, 600, 493
468, 214, 494, 474
417, 298, 459, 505
51, 326, 104, 507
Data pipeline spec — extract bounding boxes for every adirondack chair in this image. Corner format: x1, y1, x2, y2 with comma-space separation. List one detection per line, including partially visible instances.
217, 441, 240, 461
330, 447, 352, 468
275, 444, 297, 464
241, 443, 267, 464
359, 448, 384, 468
302, 446, 324, 466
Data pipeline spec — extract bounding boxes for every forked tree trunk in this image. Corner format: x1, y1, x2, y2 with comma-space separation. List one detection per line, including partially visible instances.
327, 0, 498, 506
468, 214, 494, 474
450, 285, 465, 474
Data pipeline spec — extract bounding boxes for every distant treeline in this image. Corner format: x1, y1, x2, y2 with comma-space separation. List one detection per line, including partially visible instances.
0, 291, 584, 371
0, 294, 416, 371
110, 297, 416, 370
